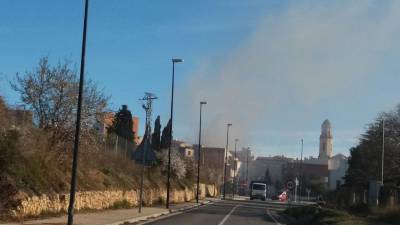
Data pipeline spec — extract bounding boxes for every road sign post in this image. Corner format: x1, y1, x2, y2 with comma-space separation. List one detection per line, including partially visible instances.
295, 177, 299, 202
306, 189, 311, 201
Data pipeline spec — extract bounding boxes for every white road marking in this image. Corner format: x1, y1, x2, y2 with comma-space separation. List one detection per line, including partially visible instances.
266, 209, 282, 225
218, 204, 239, 225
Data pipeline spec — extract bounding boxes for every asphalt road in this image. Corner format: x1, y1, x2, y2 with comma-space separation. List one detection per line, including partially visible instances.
141, 199, 292, 225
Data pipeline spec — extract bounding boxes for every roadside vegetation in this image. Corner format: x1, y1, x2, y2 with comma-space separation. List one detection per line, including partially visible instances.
0, 57, 213, 218
343, 104, 400, 205
284, 205, 400, 225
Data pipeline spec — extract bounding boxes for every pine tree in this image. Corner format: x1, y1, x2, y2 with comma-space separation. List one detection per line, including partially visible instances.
108, 105, 134, 141
107, 105, 135, 155
160, 119, 172, 149
152, 116, 161, 151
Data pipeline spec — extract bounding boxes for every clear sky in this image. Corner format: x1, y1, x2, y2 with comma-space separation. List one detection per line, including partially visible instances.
1, 0, 400, 158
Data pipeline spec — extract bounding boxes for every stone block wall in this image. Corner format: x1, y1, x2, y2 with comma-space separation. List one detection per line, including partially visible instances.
12, 184, 217, 217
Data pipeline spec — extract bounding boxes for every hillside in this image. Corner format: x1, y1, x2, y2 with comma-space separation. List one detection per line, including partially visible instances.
0, 96, 199, 218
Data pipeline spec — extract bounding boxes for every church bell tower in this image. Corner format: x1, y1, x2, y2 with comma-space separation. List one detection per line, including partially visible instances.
319, 119, 333, 159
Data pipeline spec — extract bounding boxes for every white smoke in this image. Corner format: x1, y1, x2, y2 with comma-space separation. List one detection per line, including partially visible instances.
176, 1, 400, 149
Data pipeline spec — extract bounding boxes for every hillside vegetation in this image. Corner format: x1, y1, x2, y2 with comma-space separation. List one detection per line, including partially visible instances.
0, 103, 179, 214
0, 57, 201, 217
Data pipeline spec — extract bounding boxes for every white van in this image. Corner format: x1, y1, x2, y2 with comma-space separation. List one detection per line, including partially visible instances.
250, 182, 267, 201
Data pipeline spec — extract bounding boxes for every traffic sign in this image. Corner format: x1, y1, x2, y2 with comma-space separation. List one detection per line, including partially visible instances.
286, 180, 295, 190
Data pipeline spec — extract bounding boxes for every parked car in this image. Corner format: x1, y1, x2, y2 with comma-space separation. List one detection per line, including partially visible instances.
278, 191, 288, 201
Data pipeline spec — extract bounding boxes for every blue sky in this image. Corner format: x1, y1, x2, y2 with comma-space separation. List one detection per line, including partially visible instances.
1, 0, 400, 158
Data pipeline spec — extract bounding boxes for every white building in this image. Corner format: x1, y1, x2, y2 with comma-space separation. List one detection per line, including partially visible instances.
318, 119, 349, 191
328, 153, 348, 190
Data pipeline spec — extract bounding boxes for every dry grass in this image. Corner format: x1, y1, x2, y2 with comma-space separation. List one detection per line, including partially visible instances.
285, 205, 400, 225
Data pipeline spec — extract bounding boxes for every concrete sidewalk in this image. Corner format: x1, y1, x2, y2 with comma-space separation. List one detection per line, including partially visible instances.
0, 200, 213, 225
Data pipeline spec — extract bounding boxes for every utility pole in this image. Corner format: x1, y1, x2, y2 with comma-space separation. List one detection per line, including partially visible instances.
381, 119, 385, 186
138, 93, 157, 213
377, 118, 385, 206
223, 123, 232, 199
233, 138, 238, 199
299, 139, 303, 202
196, 101, 207, 203
295, 177, 299, 202
67, 0, 89, 224
246, 147, 249, 194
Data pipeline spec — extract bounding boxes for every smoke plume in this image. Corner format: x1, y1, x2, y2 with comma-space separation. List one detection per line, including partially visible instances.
176, 1, 400, 150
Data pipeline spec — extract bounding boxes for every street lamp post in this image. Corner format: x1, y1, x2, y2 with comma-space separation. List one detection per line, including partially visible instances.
381, 118, 385, 186
233, 138, 238, 199
166, 58, 183, 209
196, 101, 207, 204
67, 0, 89, 224
246, 147, 249, 194
299, 139, 303, 201
223, 123, 232, 200
376, 118, 385, 206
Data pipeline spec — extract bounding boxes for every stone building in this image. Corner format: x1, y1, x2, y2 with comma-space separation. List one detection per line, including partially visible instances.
248, 156, 293, 184
282, 160, 329, 186
196, 146, 227, 187
319, 119, 333, 159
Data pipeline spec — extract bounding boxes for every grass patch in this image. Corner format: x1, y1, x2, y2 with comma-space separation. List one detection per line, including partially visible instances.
370, 207, 400, 225
285, 205, 400, 225
284, 205, 365, 225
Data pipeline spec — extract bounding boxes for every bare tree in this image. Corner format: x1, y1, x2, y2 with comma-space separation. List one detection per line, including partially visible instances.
11, 57, 109, 149
157, 148, 186, 179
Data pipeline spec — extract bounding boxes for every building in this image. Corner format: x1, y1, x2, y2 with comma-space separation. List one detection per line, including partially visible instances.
248, 155, 293, 185
236, 147, 254, 163
172, 140, 195, 158
132, 117, 140, 144
95, 112, 114, 137
319, 119, 333, 159
282, 160, 329, 188
199, 146, 226, 185
318, 119, 349, 190
328, 153, 348, 190
228, 150, 242, 179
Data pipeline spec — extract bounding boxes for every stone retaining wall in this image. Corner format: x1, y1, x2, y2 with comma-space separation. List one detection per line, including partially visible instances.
12, 184, 217, 217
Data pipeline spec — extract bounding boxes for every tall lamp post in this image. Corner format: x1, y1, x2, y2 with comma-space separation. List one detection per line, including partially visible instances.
67, 0, 89, 225
223, 123, 232, 200
166, 58, 183, 209
233, 138, 238, 199
196, 101, 207, 203
381, 118, 385, 186
299, 139, 303, 202
246, 147, 249, 194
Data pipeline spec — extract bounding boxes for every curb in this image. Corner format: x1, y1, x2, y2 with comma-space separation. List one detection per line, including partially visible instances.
107, 200, 214, 225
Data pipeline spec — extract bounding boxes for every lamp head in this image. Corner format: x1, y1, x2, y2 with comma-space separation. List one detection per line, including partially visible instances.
172, 58, 184, 63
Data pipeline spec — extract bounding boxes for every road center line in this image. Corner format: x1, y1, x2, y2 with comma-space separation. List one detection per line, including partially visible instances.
266, 209, 282, 225
218, 204, 239, 225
